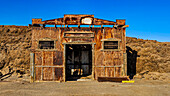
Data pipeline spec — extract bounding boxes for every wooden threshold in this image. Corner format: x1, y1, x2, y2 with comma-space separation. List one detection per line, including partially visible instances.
98, 76, 129, 82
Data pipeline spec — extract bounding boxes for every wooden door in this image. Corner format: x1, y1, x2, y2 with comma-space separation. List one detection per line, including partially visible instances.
34, 51, 64, 81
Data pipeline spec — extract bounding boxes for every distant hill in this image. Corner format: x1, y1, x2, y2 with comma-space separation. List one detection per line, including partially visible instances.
0, 27, 169, 77
0, 27, 31, 73
126, 37, 170, 73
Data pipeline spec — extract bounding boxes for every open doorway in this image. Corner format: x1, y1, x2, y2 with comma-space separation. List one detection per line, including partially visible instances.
66, 44, 92, 81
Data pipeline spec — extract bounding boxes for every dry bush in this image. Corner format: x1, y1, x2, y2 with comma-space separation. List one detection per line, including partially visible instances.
127, 37, 170, 73
0, 27, 31, 74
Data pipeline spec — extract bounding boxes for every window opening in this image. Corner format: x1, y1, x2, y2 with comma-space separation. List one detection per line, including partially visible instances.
39, 41, 54, 49
104, 41, 118, 49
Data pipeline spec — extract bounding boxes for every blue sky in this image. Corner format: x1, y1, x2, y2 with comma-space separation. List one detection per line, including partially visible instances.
0, 0, 170, 42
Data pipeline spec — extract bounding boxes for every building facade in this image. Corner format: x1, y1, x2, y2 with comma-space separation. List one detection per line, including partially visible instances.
30, 15, 129, 82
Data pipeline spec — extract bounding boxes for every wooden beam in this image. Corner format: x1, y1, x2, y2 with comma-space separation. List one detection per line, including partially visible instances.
98, 77, 129, 82
122, 25, 129, 28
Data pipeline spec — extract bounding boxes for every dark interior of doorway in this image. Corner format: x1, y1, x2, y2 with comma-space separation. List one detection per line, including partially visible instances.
66, 44, 92, 81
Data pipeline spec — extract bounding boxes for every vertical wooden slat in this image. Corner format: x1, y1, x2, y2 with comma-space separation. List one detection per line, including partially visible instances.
92, 44, 95, 80
114, 67, 115, 77
43, 67, 53, 81
41, 51, 44, 80
41, 67, 43, 80
30, 53, 34, 82
52, 51, 54, 80
63, 44, 66, 82
123, 53, 127, 76
104, 66, 105, 76
35, 67, 41, 81
52, 67, 54, 81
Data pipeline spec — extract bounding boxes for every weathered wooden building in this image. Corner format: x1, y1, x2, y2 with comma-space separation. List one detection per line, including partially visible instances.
30, 14, 129, 82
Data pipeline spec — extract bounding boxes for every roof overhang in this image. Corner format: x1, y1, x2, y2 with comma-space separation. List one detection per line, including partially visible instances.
32, 14, 128, 27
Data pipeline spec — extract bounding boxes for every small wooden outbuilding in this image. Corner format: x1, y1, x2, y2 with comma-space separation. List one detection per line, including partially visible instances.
30, 14, 129, 82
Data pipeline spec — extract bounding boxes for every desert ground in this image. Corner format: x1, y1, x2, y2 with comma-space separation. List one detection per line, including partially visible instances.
0, 79, 170, 96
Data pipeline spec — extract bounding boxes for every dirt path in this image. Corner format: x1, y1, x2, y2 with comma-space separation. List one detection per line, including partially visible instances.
0, 79, 169, 96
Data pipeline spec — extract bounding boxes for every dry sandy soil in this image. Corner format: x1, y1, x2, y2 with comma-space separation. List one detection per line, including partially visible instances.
0, 79, 169, 96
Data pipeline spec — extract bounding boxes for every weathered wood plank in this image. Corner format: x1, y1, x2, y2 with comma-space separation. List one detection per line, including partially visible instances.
98, 77, 129, 82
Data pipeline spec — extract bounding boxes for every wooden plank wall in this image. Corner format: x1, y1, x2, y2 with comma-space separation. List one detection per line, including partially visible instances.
34, 51, 64, 81
31, 27, 126, 81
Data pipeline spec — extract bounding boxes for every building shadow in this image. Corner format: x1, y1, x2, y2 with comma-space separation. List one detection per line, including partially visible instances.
126, 46, 139, 79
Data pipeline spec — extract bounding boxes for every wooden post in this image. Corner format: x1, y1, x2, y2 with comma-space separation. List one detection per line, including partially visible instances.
41, 52, 44, 81
30, 53, 34, 83
63, 44, 66, 82
92, 44, 95, 80
123, 53, 127, 76
114, 67, 115, 77
52, 51, 54, 81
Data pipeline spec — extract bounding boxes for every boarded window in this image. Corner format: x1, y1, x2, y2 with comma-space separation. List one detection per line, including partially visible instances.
104, 41, 118, 49
39, 41, 54, 49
